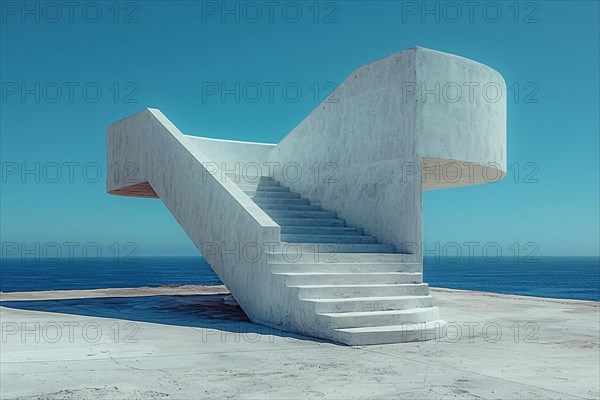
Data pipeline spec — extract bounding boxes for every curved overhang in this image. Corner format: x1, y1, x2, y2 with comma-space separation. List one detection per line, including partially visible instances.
109, 181, 158, 198
413, 48, 507, 189
422, 157, 505, 190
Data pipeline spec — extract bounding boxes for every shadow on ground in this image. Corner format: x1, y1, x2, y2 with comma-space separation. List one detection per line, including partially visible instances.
0, 293, 318, 342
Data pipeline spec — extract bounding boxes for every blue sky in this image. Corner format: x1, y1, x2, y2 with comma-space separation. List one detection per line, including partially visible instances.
1, 1, 598, 257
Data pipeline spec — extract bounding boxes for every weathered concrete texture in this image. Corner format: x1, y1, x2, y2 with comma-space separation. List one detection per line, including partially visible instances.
1, 287, 598, 399
267, 47, 506, 254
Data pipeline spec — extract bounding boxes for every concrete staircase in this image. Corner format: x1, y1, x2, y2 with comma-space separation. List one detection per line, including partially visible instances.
107, 109, 450, 346
233, 174, 445, 345
242, 176, 394, 254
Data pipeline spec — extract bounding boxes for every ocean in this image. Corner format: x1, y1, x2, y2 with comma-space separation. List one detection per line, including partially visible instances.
1, 256, 598, 301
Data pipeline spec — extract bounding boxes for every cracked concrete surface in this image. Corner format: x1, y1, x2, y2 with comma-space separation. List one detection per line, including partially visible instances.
1, 286, 598, 399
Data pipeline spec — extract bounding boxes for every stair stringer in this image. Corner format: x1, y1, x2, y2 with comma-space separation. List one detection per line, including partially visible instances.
107, 108, 288, 326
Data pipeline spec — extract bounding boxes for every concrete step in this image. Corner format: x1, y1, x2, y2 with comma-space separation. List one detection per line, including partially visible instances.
270, 262, 422, 274
291, 283, 429, 299
255, 186, 290, 192
280, 226, 363, 235
252, 198, 310, 205
266, 210, 337, 219
226, 174, 274, 184
266, 251, 419, 264
280, 243, 395, 254
281, 234, 377, 244
236, 182, 281, 191
259, 204, 322, 211
260, 203, 323, 212
318, 307, 440, 329
236, 183, 259, 192
256, 180, 279, 186
331, 320, 447, 345
249, 191, 300, 199
273, 218, 345, 227
274, 272, 422, 286
303, 295, 433, 313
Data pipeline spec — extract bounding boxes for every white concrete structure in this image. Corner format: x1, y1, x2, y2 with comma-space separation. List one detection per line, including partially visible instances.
107, 47, 506, 345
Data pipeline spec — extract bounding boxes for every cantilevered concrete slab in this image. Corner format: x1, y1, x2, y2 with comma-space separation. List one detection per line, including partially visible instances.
106, 47, 506, 344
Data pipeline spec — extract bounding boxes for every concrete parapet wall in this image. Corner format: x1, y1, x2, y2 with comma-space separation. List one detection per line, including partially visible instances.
107, 109, 280, 322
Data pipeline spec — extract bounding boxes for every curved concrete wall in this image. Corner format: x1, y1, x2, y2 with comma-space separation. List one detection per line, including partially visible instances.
267, 47, 506, 253
415, 48, 506, 189
267, 48, 421, 253
415, 48, 506, 169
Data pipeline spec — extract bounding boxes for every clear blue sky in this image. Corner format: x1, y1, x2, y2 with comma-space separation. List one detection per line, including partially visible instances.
1, 1, 598, 257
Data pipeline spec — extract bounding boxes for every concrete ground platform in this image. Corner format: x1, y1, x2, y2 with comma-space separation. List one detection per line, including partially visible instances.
1, 286, 598, 399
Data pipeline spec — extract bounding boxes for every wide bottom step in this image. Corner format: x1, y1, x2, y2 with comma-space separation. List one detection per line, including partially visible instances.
304, 295, 434, 313
331, 320, 447, 345
318, 307, 439, 328
293, 283, 429, 298
275, 272, 422, 286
